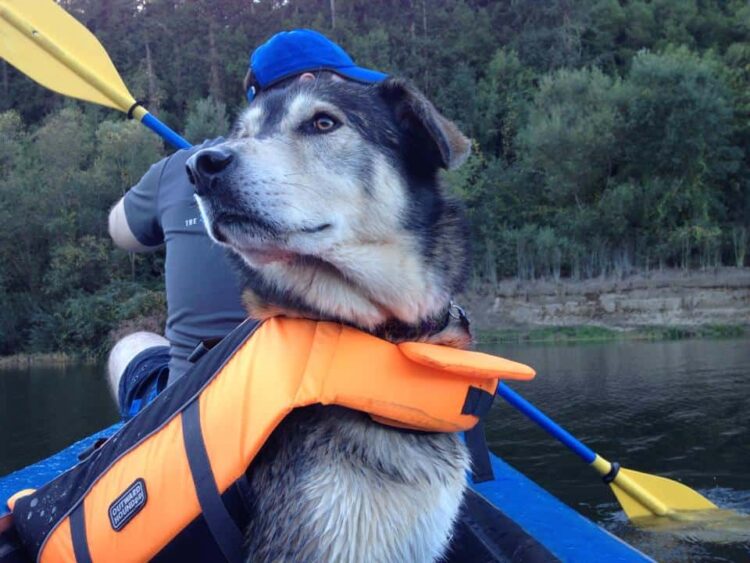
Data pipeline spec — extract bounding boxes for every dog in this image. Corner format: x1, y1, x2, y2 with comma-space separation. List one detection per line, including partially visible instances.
187, 74, 473, 562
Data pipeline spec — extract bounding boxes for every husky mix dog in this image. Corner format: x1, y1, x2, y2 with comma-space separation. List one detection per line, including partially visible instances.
187, 75, 473, 562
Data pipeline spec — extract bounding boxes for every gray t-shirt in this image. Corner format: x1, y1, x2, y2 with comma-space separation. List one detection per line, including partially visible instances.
123, 139, 247, 382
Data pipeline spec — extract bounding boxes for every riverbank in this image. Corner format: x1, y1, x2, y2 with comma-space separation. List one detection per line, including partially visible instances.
2, 323, 745, 367
2, 268, 748, 364
463, 267, 750, 333
0, 353, 95, 370
477, 323, 747, 344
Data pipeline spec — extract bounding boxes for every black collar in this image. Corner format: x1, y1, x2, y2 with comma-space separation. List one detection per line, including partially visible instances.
373, 301, 470, 342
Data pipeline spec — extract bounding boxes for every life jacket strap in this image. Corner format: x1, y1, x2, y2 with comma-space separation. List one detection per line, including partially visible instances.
464, 422, 494, 484
182, 400, 244, 563
70, 502, 92, 563
459, 385, 495, 482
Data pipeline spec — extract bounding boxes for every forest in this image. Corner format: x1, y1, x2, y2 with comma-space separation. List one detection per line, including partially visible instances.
0, 0, 748, 356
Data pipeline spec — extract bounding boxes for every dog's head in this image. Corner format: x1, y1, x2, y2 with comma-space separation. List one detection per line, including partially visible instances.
188, 76, 471, 336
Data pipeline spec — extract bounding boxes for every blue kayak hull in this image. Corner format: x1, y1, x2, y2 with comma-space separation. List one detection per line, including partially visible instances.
0, 426, 652, 562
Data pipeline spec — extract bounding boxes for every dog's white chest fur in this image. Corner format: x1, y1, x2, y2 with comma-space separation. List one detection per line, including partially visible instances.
244, 407, 469, 563
304, 448, 467, 562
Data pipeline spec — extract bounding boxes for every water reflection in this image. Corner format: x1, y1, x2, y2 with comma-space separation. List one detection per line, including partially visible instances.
0, 363, 118, 475
480, 337, 750, 562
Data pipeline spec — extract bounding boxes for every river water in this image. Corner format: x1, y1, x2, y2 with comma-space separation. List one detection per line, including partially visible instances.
1, 338, 748, 561
482, 337, 750, 562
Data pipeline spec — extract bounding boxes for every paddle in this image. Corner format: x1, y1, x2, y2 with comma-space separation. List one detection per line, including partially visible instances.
0, 0, 190, 149
497, 382, 724, 523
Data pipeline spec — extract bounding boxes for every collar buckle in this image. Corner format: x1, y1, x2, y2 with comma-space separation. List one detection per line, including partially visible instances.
449, 300, 470, 331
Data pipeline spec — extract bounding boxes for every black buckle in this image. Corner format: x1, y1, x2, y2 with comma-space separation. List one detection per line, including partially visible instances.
462, 387, 495, 417
187, 337, 223, 364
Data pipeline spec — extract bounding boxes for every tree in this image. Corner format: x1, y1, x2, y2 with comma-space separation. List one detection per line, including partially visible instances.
520, 67, 624, 208
184, 97, 231, 144
622, 47, 740, 183
475, 49, 534, 159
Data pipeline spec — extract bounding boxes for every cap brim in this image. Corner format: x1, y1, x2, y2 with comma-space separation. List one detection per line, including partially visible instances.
254, 65, 387, 96
334, 66, 388, 84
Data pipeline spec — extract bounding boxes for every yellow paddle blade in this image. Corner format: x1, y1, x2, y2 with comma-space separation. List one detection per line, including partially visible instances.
0, 0, 134, 112
629, 508, 750, 544
610, 467, 718, 520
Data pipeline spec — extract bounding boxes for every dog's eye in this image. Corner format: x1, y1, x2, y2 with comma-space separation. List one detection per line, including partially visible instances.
311, 113, 339, 133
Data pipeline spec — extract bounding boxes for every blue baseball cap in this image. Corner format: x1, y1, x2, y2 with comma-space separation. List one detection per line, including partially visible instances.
247, 29, 387, 101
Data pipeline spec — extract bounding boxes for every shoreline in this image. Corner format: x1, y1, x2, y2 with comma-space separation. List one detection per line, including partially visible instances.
3, 268, 748, 367
0, 353, 96, 370
1, 323, 747, 368
476, 323, 747, 345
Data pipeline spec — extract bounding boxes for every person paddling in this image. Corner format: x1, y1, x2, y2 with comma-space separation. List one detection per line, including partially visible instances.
107, 30, 386, 418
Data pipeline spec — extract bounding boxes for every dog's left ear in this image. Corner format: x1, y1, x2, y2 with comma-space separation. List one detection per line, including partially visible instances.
379, 78, 471, 170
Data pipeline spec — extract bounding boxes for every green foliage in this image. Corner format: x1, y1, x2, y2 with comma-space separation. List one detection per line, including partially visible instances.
0, 289, 35, 355
30, 281, 166, 358
1, 0, 749, 356
521, 67, 624, 207
93, 120, 163, 198
0, 111, 25, 167
478, 323, 747, 344
622, 47, 739, 182
44, 236, 113, 298
184, 97, 231, 144
475, 49, 534, 158
0, 106, 164, 357
478, 325, 623, 344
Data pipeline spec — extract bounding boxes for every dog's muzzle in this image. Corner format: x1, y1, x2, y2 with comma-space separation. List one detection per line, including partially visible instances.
186, 147, 236, 195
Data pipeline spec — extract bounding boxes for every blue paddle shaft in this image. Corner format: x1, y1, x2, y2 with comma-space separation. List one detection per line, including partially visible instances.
497, 382, 597, 464
141, 113, 191, 150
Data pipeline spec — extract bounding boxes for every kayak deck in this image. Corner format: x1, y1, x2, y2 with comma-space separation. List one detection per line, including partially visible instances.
0, 426, 652, 562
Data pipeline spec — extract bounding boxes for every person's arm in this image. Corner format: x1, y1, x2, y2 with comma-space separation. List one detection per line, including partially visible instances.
110, 159, 168, 253
108, 197, 161, 252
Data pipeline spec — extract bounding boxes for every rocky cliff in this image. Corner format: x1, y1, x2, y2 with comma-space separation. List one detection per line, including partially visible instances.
463, 268, 750, 329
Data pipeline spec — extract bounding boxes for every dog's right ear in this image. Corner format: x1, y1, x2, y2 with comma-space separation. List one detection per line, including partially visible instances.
378, 78, 470, 171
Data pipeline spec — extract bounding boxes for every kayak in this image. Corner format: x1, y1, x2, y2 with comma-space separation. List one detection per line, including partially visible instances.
0, 426, 652, 562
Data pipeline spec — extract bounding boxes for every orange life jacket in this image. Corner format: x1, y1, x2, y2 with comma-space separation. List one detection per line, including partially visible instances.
8, 318, 534, 563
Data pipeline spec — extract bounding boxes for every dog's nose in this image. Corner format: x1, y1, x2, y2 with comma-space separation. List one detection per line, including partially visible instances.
186, 147, 236, 193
